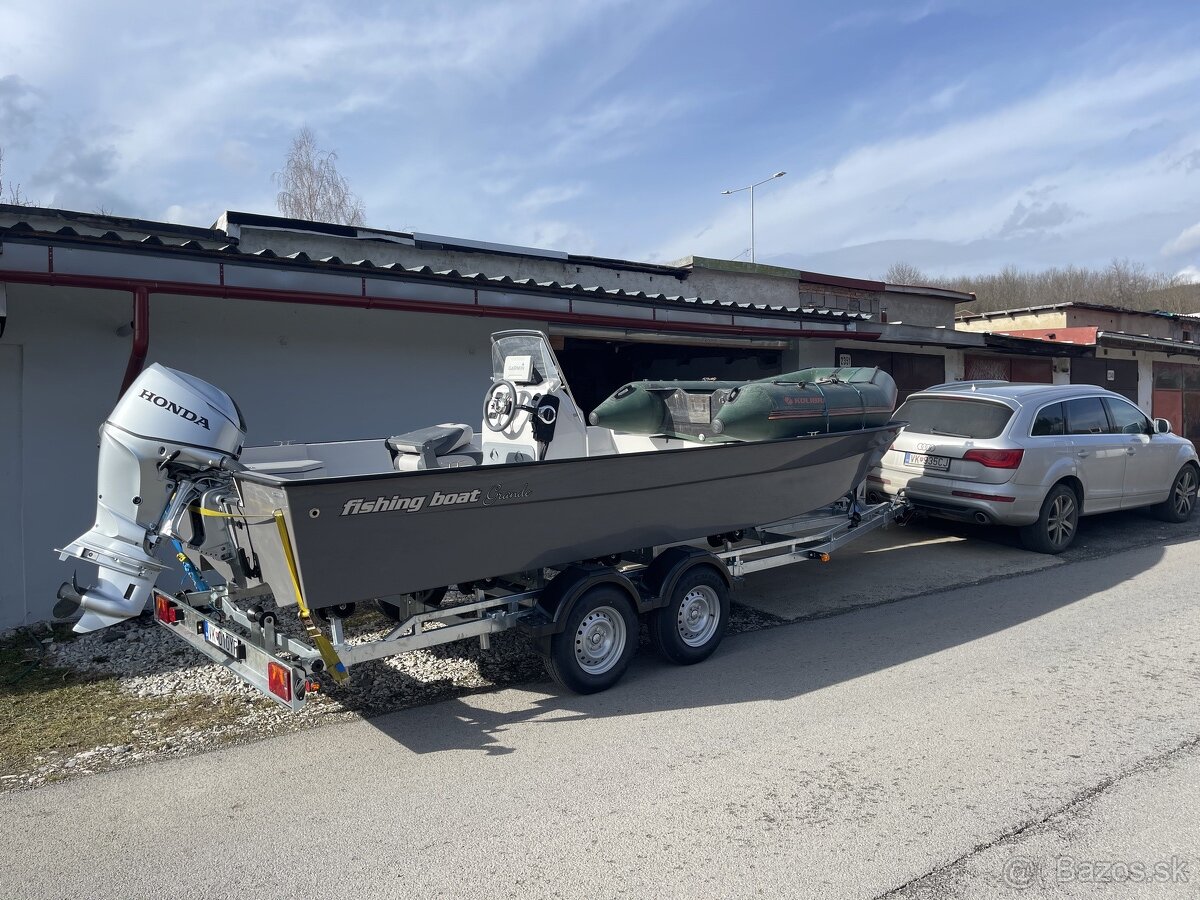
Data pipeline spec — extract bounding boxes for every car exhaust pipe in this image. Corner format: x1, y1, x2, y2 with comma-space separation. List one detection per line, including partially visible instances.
973, 511, 990, 525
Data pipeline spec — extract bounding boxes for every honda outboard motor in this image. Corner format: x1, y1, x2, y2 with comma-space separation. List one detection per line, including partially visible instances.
56, 364, 246, 632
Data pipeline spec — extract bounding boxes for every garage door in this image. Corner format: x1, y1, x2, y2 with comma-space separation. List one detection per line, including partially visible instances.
963, 354, 1053, 384
834, 348, 945, 402
1071, 357, 1138, 403
1152, 361, 1200, 446
0, 345, 24, 629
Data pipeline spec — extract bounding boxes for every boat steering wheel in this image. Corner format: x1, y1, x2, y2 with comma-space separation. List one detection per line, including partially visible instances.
484, 379, 520, 432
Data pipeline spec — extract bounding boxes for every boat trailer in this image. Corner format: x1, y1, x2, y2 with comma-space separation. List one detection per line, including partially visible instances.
149, 495, 911, 710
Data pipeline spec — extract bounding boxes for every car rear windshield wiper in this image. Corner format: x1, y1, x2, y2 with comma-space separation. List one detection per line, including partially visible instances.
924, 427, 971, 438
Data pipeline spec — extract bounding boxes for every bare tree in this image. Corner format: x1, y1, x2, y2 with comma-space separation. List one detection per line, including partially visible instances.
273, 127, 365, 225
882, 261, 929, 285
0, 147, 33, 206
905, 259, 1200, 316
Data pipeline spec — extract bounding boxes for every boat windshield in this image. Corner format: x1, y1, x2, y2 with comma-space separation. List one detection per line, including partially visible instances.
491, 334, 562, 386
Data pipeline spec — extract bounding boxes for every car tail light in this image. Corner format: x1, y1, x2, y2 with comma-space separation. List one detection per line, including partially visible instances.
268, 661, 293, 703
963, 448, 1024, 469
154, 593, 181, 624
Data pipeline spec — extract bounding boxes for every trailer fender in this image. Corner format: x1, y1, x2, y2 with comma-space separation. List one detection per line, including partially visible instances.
640, 546, 731, 612
522, 563, 639, 651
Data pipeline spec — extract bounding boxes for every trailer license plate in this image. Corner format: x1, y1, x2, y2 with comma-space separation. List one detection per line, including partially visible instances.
904, 452, 950, 471
202, 621, 245, 660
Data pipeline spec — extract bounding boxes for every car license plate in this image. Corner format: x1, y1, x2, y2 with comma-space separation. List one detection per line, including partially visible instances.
904, 452, 950, 471
202, 621, 246, 660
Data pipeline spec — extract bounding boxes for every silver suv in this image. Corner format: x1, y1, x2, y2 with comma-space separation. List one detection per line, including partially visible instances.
868, 382, 1199, 553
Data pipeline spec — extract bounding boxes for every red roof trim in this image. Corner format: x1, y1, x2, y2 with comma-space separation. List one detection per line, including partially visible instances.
995, 326, 1099, 345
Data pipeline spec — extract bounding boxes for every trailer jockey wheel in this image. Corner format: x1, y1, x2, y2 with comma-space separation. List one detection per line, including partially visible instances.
546, 586, 638, 694
484, 379, 520, 432
649, 567, 729, 665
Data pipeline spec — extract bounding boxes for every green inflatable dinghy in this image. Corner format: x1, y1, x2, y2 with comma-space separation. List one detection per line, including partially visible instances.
588, 367, 897, 443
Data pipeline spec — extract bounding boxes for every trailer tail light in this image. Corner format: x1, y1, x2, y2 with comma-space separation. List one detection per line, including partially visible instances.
963, 448, 1024, 469
154, 594, 181, 624
267, 661, 293, 703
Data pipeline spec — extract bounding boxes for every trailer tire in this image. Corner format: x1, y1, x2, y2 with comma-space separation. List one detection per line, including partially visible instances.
649, 566, 729, 665
545, 586, 638, 694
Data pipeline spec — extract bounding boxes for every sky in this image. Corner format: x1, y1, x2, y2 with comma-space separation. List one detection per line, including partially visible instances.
1, 0, 1199, 282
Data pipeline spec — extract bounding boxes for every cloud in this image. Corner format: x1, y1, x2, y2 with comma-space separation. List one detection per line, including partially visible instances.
653, 50, 1200, 270
162, 202, 222, 226
1177, 265, 1200, 283
515, 183, 587, 213
0, 74, 38, 139
534, 94, 700, 167
1162, 221, 1200, 257
218, 140, 258, 176
32, 132, 117, 189
999, 195, 1081, 236
918, 81, 967, 115
828, 0, 950, 32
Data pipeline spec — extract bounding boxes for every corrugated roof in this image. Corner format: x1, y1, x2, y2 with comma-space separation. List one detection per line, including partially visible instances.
0, 212, 872, 323
957, 301, 1189, 322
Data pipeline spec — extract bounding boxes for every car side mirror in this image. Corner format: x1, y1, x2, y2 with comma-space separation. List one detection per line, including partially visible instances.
1153, 417, 1172, 435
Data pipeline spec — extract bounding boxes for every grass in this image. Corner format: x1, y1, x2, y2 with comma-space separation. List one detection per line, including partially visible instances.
0, 628, 251, 784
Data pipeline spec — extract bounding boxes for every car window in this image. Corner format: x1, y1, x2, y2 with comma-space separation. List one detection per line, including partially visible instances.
1103, 397, 1150, 435
1031, 402, 1065, 436
894, 397, 1013, 439
1065, 397, 1110, 435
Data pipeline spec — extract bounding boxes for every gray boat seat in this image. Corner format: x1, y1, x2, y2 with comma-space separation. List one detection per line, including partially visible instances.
389, 423, 481, 471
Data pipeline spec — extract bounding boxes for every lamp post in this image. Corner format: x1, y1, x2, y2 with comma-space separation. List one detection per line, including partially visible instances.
721, 171, 786, 264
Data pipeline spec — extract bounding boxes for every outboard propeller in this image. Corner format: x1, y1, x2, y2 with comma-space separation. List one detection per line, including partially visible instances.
53, 573, 85, 619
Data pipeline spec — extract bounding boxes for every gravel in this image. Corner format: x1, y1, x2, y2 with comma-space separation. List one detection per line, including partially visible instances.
3, 594, 778, 792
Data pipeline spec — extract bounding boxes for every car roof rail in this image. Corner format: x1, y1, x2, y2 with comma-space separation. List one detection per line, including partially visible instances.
921, 380, 1011, 393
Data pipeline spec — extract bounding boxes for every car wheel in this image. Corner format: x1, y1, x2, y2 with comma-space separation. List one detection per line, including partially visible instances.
1153, 464, 1199, 523
1019, 483, 1078, 554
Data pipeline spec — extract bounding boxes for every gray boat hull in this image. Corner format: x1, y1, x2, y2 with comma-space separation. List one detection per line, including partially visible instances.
232, 423, 901, 610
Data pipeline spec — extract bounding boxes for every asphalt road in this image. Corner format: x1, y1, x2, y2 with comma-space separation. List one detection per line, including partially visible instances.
3, 536, 1199, 899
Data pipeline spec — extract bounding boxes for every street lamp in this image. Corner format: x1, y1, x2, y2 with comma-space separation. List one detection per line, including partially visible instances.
721, 171, 786, 264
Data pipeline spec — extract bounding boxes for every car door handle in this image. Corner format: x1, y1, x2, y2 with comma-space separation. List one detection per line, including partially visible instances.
1077, 450, 1090, 458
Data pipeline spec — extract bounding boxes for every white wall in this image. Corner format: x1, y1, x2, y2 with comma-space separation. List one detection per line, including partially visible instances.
0, 344, 23, 625
0, 283, 538, 629
785, 339, 837, 371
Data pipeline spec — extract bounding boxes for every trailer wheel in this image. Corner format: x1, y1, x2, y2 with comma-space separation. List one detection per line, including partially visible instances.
546, 586, 638, 694
649, 567, 729, 665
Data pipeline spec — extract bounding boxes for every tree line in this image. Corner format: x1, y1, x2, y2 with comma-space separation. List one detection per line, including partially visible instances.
884, 260, 1200, 317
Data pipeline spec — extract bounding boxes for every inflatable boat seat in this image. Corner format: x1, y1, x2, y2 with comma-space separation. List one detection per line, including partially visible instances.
388, 424, 481, 471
